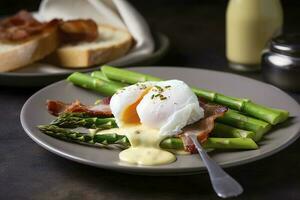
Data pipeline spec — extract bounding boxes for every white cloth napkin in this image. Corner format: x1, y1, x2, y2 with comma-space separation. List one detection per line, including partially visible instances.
38, 0, 155, 66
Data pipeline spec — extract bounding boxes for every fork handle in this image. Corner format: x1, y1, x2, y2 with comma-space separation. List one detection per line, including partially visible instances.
189, 135, 243, 198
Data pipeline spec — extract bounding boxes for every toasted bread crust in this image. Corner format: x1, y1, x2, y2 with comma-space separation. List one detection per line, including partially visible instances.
0, 24, 133, 71
47, 25, 133, 68
0, 27, 59, 72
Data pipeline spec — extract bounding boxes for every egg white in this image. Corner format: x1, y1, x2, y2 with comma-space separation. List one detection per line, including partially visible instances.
137, 80, 204, 136
110, 80, 204, 136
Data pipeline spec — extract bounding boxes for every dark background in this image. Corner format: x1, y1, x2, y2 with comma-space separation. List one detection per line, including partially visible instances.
1, 0, 300, 70
1, 1, 300, 200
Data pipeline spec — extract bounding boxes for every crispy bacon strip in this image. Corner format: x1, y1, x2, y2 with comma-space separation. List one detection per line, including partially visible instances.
47, 97, 112, 117
0, 10, 59, 42
59, 19, 99, 43
0, 10, 99, 43
181, 99, 228, 153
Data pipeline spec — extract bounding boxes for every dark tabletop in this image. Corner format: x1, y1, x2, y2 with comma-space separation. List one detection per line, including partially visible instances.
1, 1, 300, 200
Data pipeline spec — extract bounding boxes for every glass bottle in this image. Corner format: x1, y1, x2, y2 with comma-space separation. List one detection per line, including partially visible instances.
226, 0, 283, 71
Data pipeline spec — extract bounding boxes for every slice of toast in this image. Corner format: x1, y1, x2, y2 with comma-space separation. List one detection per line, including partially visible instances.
0, 27, 59, 72
47, 25, 133, 68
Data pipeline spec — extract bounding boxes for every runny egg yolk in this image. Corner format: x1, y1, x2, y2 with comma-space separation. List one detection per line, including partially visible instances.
108, 80, 202, 166
121, 88, 151, 125
109, 86, 177, 166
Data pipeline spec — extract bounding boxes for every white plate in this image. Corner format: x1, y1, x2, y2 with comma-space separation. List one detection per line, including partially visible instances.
20, 67, 300, 175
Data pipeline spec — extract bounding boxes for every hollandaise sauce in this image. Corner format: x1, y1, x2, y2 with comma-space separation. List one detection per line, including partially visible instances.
95, 125, 176, 166
226, 0, 283, 71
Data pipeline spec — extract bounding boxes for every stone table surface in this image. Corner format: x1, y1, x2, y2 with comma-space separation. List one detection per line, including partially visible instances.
1, 1, 300, 200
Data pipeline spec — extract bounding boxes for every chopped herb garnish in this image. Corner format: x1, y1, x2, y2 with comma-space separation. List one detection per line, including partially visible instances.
160, 96, 167, 100
154, 85, 164, 92
136, 83, 147, 90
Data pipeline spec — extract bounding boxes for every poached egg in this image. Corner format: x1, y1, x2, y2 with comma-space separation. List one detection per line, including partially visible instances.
110, 80, 204, 136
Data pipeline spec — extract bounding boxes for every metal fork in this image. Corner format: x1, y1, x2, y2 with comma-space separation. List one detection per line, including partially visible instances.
189, 134, 243, 198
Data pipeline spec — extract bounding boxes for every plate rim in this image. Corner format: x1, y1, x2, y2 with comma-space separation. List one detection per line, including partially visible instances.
20, 66, 300, 175
0, 32, 169, 89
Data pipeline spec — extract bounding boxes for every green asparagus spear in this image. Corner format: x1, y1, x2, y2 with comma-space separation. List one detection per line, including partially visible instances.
54, 112, 259, 140
101, 65, 162, 83
51, 113, 117, 129
160, 137, 258, 150
38, 125, 94, 143
101, 65, 289, 125
67, 72, 121, 96
202, 137, 258, 149
212, 123, 256, 140
159, 137, 184, 149
91, 71, 128, 87
216, 109, 271, 141
51, 111, 262, 141
93, 133, 129, 145
38, 125, 258, 150
67, 72, 272, 139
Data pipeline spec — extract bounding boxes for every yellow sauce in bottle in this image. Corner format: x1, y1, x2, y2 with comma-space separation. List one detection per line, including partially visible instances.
226, 0, 283, 71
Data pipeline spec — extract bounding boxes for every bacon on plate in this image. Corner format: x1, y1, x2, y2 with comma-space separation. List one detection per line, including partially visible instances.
181, 98, 228, 153
47, 98, 112, 117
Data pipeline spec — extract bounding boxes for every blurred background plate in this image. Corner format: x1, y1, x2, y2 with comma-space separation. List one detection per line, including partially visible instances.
20, 67, 300, 175
0, 32, 169, 87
